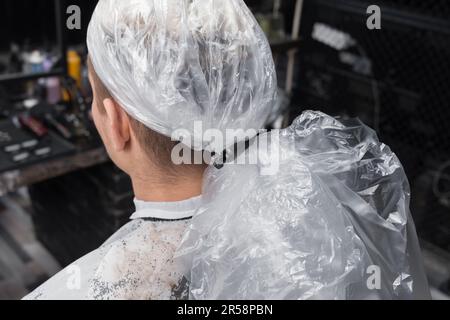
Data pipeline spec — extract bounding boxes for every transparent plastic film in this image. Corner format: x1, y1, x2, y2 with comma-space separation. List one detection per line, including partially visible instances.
176, 111, 430, 300
87, 0, 277, 151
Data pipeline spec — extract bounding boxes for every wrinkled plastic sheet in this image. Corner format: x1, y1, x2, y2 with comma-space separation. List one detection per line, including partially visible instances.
176, 111, 430, 300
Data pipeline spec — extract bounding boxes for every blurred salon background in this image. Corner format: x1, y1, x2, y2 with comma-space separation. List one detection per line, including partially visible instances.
0, 0, 448, 299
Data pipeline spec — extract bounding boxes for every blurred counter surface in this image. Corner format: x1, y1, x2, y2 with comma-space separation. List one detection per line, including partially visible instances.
0, 146, 108, 196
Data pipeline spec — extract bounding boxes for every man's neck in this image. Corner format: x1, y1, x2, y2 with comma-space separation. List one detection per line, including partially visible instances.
131, 166, 206, 202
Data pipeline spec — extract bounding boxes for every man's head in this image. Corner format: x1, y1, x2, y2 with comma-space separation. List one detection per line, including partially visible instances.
86, 0, 276, 200
87, 56, 173, 166
87, 57, 205, 188
87, 0, 277, 153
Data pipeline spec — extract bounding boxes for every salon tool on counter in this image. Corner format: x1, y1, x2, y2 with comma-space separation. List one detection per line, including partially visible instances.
0, 118, 76, 173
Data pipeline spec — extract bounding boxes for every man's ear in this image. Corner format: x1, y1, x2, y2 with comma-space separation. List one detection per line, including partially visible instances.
102, 98, 131, 151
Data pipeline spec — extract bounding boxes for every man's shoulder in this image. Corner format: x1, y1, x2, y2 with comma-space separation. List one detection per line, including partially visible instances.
23, 220, 142, 300
22, 219, 187, 300
22, 247, 103, 300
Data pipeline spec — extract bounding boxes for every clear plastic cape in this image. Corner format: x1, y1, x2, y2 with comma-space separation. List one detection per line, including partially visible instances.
175, 111, 430, 300
87, 0, 277, 152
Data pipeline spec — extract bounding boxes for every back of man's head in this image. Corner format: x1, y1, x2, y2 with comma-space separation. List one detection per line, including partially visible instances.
87, 57, 181, 172
87, 0, 277, 154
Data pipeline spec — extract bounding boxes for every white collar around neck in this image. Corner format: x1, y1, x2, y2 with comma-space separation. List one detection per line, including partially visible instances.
131, 195, 202, 221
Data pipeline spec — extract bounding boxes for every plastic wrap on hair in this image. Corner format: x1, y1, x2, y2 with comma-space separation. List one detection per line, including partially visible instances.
87, 0, 277, 152
176, 111, 430, 300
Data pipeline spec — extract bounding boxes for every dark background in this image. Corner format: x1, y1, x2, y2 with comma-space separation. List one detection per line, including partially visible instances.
0, 0, 97, 50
